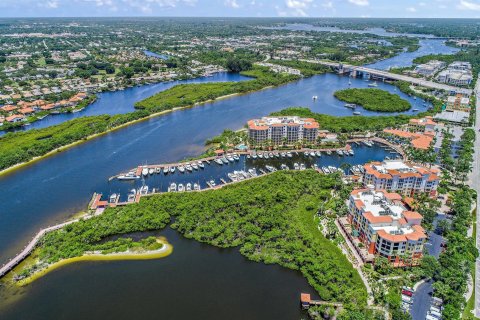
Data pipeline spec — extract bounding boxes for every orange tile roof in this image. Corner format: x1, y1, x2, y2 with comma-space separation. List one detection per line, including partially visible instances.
363, 211, 393, 224
1, 105, 17, 112
402, 211, 423, 221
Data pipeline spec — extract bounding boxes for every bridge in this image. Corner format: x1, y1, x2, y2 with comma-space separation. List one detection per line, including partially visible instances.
301, 59, 473, 96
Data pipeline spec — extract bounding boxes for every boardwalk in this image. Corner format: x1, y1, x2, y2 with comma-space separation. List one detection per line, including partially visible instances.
301, 59, 473, 95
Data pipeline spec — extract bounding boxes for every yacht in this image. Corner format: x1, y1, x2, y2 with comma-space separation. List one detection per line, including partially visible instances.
228, 172, 238, 182
170, 166, 176, 173
233, 154, 240, 161
326, 150, 332, 155
412, 108, 419, 112
215, 158, 224, 165
349, 149, 355, 156
368, 81, 378, 87
142, 167, 149, 176
280, 152, 286, 158
155, 167, 161, 174
345, 103, 356, 109
186, 163, 193, 172
310, 151, 316, 157
169, 183, 177, 192
280, 164, 289, 170
117, 172, 140, 180
322, 166, 330, 174
264, 152, 269, 159
299, 163, 306, 170
193, 183, 201, 191
178, 184, 185, 192
274, 153, 280, 158
197, 161, 205, 169
139, 185, 149, 195
148, 168, 154, 175
353, 111, 361, 116
293, 163, 300, 170
312, 164, 318, 170
315, 151, 322, 157
248, 168, 258, 177
265, 165, 276, 172
209, 180, 216, 187
287, 152, 293, 158
258, 153, 264, 159
186, 183, 192, 191
328, 166, 338, 173
312, 95, 318, 101
336, 150, 343, 156
268, 153, 274, 158
221, 157, 229, 164
252, 153, 258, 159
178, 165, 185, 173
226, 154, 234, 162
246, 154, 251, 159
192, 163, 199, 170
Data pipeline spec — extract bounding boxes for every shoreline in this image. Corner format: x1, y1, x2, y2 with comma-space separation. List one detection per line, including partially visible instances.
16, 242, 173, 287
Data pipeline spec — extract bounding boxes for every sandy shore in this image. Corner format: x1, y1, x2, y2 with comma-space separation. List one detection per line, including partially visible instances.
17, 242, 173, 287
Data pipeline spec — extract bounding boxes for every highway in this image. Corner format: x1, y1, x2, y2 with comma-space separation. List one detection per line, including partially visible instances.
474, 79, 480, 317
301, 59, 473, 96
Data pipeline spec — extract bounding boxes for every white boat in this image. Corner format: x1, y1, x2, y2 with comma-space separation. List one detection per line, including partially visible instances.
310, 151, 315, 157
178, 165, 185, 173
127, 189, 136, 202
109, 193, 117, 203
264, 153, 269, 159
248, 168, 258, 177
336, 150, 343, 156
169, 183, 177, 192
315, 151, 321, 157
197, 161, 204, 169
155, 167, 161, 174
226, 155, 234, 162
412, 108, 419, 112
293, 163, 300, 170
322, 166, 330, 174
280, 164, 289, 170
268, 153, 274, 158
139, 185, 149, 195
280, 152, 286, 158
221, 157, 229, 164
329, 166, 337, 173
118, 172, 139, 180
163, 167, 169, 174
345, 103, 356, 109
170, 166, 176, 173
326, 150, 332, 155
193, 183, 201, 191
192, 163, 199, 170
252, 153, 258, 159
178, 184, 185, 192
233, 154, 240, 161
142, 168, 149, 176
209, 180, 216, 187
186, 164, 193, 172
186, 183, 192, 191
247, 154, 251, 159
299, 163, 306, 170
228, 172, 238, 182
258, 153, 264, 159
349, 149, 354, 156
287, 152, 293, 158
312, 95, 318, 101
353, 111, 361, 115
148, 168, 154, 175
266, 165, 276, 172
312, 164, 318, 170
215, 158, 224, 165
368, 81, 378, 87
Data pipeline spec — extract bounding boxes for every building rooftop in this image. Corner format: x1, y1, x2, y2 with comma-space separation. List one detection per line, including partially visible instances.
248, 116, 319, 130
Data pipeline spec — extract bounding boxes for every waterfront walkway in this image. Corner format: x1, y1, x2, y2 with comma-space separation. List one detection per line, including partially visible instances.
301, 59, 473, 95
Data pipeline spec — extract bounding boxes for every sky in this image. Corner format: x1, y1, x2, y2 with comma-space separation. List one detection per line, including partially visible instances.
0, 0, 479, 18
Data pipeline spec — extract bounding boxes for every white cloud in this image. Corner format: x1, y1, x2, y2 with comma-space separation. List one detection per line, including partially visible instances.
458, 0, 480, 10
348, 0, 369, 6
41, 0, 59, 8
224, 0, 240, 8
419, 2, 426, 6
321, 1, 333, 9
406, 6, 417, 12
286, 0, 312, 9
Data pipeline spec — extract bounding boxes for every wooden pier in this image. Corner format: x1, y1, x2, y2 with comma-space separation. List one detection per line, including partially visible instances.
300, 293, 343, 309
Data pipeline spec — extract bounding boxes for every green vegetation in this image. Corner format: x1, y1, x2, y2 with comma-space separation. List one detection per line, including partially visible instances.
0, 67, 298, 172
334, 88, 411, 112
270, 60, 330, 77
27, 171, 367, 309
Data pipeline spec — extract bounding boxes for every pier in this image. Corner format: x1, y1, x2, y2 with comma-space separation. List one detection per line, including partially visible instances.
300, 293, 343, 309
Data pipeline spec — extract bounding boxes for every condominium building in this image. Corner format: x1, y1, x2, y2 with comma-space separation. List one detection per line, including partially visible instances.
436, 61, 473, 86
446, 94, 471, 112
363, 160, 440, 197
347, 187, 427, 265
414, 60, 445, 77
247, 116, 319, 145
408, 116, 439, 133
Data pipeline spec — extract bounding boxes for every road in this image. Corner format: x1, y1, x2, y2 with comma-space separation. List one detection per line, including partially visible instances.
301, 59, 473, 95
473, 79, 480, 317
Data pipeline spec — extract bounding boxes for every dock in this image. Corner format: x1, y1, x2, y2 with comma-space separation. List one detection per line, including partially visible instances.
300, 293, 343, 309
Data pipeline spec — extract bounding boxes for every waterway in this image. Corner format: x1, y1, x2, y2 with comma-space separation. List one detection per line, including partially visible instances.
143, 50, 169, 60
0, 32, 458, 319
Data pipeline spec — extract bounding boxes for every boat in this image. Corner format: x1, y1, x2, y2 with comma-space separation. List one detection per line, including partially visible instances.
280, 152, 286, 158
265, 165, 276, 172
326, 150, 332, 155
186, 164, 193, 172
169, 183, 177, 192
248, 168, 258, 177
258, 153, 264, 159
197, 161, 204, 169
353, 111, 361, 115
226, 155, 234, 162
186, 183, 192, 191
274, 153, 280, 158
209, 180, 216, 187
148, 168, 154, 175
139, 185, 149, 195
310, 151, 315, 157
155, 167, 161, 174
142, 167, 149, 176
268, 153, 274, 158
246, 154, 251, 159
235, 170, 245, 180
192, 163, 199, 170
228, 172, 238, 182
215, 158, 223, 165
293, 163, 300, 170
178, 184, 185, 192
412, 108, 419, 112
368, 81, 378, 87
348, 149, 354, 156
345, 103, 356, 109
127, 189, 136, 202
170, 166, 176, 173
336, 150, 343, 156
109, 193, 118, 203
315, 151, 321, 157
193, 183, 201, 191
221, 157, 229, 164
287, 152, 293, 158
328, 166, 338, 173
312, 95, 318, 101
312, 164, 318, 170
322, 166, 330, 174
264, 153, 269, 159
117, 172, 140, 180
299, 163, 306, 170
280, 164, 289, 170
233, 154, 240, 161
178, 165, 185, 173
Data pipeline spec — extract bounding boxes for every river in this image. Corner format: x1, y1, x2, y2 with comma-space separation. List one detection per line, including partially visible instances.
0, 32, 458, 319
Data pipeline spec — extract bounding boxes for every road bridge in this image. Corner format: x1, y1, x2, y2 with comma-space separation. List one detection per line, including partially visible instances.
301, 59, 473, 96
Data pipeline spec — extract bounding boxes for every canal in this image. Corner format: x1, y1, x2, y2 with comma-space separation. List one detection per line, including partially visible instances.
0, 33, 458, 319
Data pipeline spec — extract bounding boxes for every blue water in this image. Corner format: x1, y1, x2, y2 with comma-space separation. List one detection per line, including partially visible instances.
144, 50, 169, 60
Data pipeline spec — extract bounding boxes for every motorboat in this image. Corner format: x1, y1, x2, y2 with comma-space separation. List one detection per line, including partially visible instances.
368, 81, 378, 87
192, 163, 199, 170
293, 163, 300, 170
209, 180, 216, 187
287, 152, 293, 158
163, 167, 169, 174
193, 183, 201, 191
117, 172, 139, 180
345, 103, 356, 109
148, 168, 154, 175
299, 163, 306, 170
268, 153, 274, 158
310, 151, 315, 157
233, 154, 240, 161
155, 167, 161, 174
178, 165, 185, 173
248, 168, 258, 177
264, 153, 269, 159
322, 166, 330, 174
265, 165, 276, 172
178, 184, 185, 192
226, 154, 234, 162
326, 150, 332, 155
127, 189, 136, 202
336, 150, 343, 156
252, 153, 258, 159
215, 158, 224, 165
142, 167, 149, 176
349, 149, 354, 156
312, 164, 318, 170
170, 166, 176, 173
228, 172, 238, 182
169, 183, 177, 192
221, 157, 229, 164
258, 153, 264, 159
280, 152, 286, 158
328, 166, 338, 173
186, 183, 192, 191
109, 193, 118, 203
186, 163, 193, 172
315, 151, 321, 157
280, 164, 289, 170
197, 161, 204, 169
353, 111, 361, 115
139, 185, 149, 195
